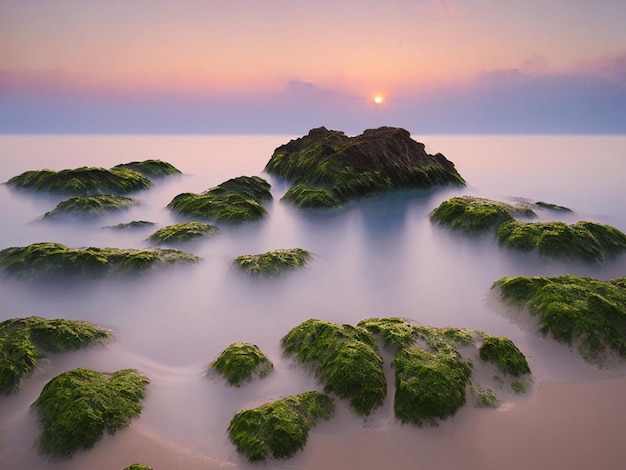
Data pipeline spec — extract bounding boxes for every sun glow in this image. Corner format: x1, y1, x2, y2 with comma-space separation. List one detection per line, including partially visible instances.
373, 95, 384, 104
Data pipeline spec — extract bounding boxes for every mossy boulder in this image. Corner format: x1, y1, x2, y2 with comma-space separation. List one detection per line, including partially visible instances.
264, 126, 465, 209
358, 317, 531, 425
429, 196, 536, 232
34, 368, 149, 459
6, 166, 152, 195
281, 319, 386, 416
0, 316, 110, 394
148, 222, 218, 244
535, 201, 572, 212
43, 194, 136, 219
233, 248, 311, 276
104, 220, 156, 230
228, 391, 334, 462
211, 343, 274, 387
0, 242, 199, 281
112, 159, 181, 177
497, 220, 626, 261
493, 274, 626, 363
479, 335, 531, 377
123, 465, 153, 470
167, 176, 272, 223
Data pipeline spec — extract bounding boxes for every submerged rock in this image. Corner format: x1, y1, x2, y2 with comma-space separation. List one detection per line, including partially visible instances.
167, 176, 272, 223
103, 220, 156, 230
0, 242, 199, 281
34, 368, 149, 459
264, 126, 465, 209
493, 274, 626, 364
211, 342, 274, 387
233, 248, 311, 276
281, 319, 386, 416
0, 316, 110, 395
43, 194, 136, 219
112, 159, 181, 177
148, 221, 218, 244
228, 391, 334, 462
6, 166, 152, 195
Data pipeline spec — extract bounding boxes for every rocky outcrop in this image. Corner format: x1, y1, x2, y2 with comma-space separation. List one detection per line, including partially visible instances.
264, 127, 465, 208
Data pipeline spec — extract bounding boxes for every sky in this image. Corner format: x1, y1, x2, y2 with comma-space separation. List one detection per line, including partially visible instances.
1, 0, 625, 134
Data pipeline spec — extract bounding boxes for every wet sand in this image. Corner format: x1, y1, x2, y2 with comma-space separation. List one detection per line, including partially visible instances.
59, 375, 626, 470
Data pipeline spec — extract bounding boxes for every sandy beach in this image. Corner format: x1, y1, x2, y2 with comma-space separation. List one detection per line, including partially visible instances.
57, 375, 626, 470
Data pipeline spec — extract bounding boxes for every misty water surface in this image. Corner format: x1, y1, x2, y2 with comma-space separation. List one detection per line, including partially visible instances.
0, 134, 625, 468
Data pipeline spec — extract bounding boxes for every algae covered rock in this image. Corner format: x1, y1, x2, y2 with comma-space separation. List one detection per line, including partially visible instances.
104, 220, 156, 230
233, 248, 311, 276
281, 319, 386, 416
167, 176, 272, 223
264, 126, 465, 209
112, 159, 181, 177
211, 343, 274, 387
479, 335, 531, 377
0, 316, 110, 394
123, 465, 153, 470
493, 274, 626, 363
429, 196, 535, 232
497, 220, 626, 261
228, 391, 334, 462
148, 221, 218, 244
0, 242, 199, 281
6, 166, 152, 195
34, 368, 149, 459
43, 194, 136, 219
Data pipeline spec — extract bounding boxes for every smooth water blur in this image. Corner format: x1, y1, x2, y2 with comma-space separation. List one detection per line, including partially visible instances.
0, 134, 625, 467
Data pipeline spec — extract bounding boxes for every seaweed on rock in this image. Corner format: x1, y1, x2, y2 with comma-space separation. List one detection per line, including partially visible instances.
43, 194, 136, 219
211, 343, 273, 387
34, 368, 149, 459
167, 176, 272, 223
112, 159, 181, 177
233, 248, 311, 276
479, 335, 531, 377
228, 391, 334, 462
0, 242, 199, 281
123, 465, 153, 470
104, 220, 156, 230
497, 220, 626, 261
148, 221, 218, 244
264, 127, 465, 209
6, 166, 152, 195
493, 274, 626, 363
0, 316, 110, 394
281, 319, 386, 416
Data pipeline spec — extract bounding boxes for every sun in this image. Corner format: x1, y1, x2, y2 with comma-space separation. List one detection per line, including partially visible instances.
373, 95, 384, 105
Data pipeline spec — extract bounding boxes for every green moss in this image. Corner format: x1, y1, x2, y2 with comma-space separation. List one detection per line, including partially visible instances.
112, 159, 181, 177
393, 347, 472, 426
228, 391, 334, 462
0, 317, 111, 394
357, 317, 417, 349
281, 319, 386, 416
148, 222, 218, 244
264, 127, 465, 209
511, 381, 526, 393
497, 220, 626, 261
233, 248, 311, 276
167, 176, 271, 223
0, 242, 199, 281
34, 368, 149, 459
6, 167, 152, 195
494, 274, 626, 363
104, 220, 156, 230
211, 343, 274, 387
535, 201, 572, 212
43, 194, 136, 218
429, 196, 535, 232
479, 335, 531, 377
123, 465, 153, 470
471, 383, 499, 408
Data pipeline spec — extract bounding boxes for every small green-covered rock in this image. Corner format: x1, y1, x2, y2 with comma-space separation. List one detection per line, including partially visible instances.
211, 343, 273, 387
123, 465, 153, 470
113, 159, 181, 177
233, 248, 311, 276
479, 335, 531, 377
228, 391, 334, 462
0, 316, 110, 395
34, 368, 149, 458
148, 222, 218, 244
167, 176, 271, 223
43, 194, 136, 218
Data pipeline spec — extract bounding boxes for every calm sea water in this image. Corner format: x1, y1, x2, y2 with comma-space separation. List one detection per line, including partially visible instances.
0, 134, 625, 468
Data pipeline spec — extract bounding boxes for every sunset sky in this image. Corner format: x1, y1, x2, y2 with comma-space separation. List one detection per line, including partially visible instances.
2, 0, 625, 133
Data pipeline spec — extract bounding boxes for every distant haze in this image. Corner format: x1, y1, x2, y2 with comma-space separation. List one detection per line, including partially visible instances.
1, 0, 625, 134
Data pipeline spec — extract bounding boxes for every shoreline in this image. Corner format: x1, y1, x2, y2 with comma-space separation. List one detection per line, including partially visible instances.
54, 374, 626, 470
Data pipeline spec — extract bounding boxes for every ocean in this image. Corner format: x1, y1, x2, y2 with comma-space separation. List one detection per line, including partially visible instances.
0, 134, 625, 469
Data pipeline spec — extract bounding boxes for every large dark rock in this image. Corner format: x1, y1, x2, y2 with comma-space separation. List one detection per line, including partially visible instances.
264, 127, 465, 208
